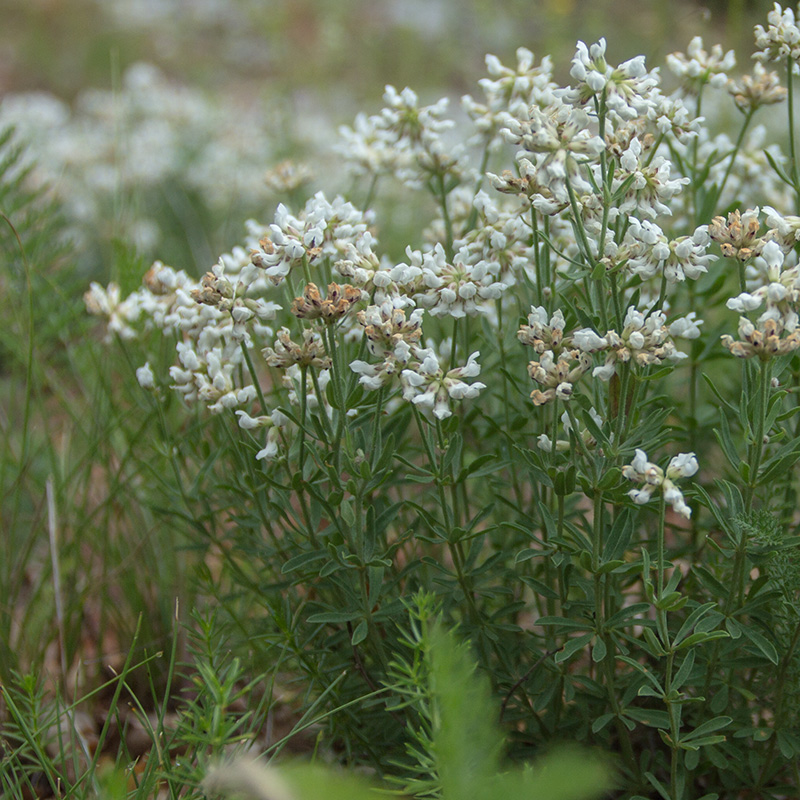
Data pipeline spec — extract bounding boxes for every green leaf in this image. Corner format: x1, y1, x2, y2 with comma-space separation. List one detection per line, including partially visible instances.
537, 617, 594, 631
367, 565, 384, 608
645, 771, 671, 800
702, 373, 738, 415
502, 748, 611, 800
682, 716, 732, 742
307, 610, 359, 624
637, 685, 663, 699
740, 625, 779, 664
281, 550, 328, 574
625, 708, 670, 729
675, 630, 729, 650
425, 624, 611, 800
592, 636, 607, 663
713, 413, 740, 471
777, 730, 800, 758
671, 650, 696, 692
725, 617, 742, 639
673, 602, 719, 647
350, 619, 368, 646
457, 453, 498, 482
692, 566, 730, 599
679, 735, 727, 749
765, 147, 795, 187
441, 433, 463, 478
554, 633, 594, 663
603, 509, 635, 561
618, 656, 664, 693
282, 763, 386, 800
428, 625, 503, 800
757, 434, 800, 485
591, 713, 615, 734
520, 576, 560, 599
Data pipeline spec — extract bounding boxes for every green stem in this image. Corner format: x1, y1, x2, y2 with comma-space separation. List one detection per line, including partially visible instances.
310, 366, 334, 442
299, 365, 309, 472
437, 172, 455, 261
465, 140, 492, 233
657, 493, 669, 645
301, 254, 313, 285
532, 208, 544, 307
712, 108, 755, 215
788, 58, 800, 214
665, 649, 681, 800
363, 173, 379, 210
240, 341, 268, 414
745, 359, 772, 511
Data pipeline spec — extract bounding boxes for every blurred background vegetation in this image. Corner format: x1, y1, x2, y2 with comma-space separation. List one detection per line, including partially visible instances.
0, 0, 776, 100
0, 0, 777, 282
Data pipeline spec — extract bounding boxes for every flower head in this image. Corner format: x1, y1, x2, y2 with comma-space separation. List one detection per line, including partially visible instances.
290, 282, 362, 323
728, 63, 786, 112
709, 208, 764, 261
262, 328, 331, 370
400, 349, 486, 419
754, 4, 800, 64
666, 37, 736, 94
623, 448, 697, 518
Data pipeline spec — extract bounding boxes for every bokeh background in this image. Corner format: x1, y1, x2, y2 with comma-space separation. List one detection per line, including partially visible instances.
0, 0, 776, 278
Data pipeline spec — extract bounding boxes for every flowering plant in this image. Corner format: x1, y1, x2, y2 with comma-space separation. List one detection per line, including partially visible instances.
85, 11, 800, 798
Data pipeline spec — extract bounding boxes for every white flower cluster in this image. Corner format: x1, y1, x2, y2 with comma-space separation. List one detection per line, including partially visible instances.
565, 38, 660, 120
462, 48, 556, 143
501, 98, 605, 207
251, 192, 373, 286
726, 239, 800, 329
612, 137, 690, 220
350, 304, 486, 420
394, 244, 508, 318
516, 305, 692, 403
85, 259, 281, 428
573, 308, 690, 381
623, 449, 699, 519
722, 234, 800, 359
170, 340, 255, 413
621, 219, 715, 282
337, 85, 470, 188
84, 16, 799, 466
399, 349, 486, 421
754, 3, 800, 64
666, 36, 736, 94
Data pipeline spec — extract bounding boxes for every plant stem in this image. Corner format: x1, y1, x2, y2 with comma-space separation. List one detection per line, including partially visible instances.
788, 58, 800, 213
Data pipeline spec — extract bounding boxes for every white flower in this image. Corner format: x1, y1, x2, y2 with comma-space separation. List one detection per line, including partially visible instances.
629, 485, 657, 505
235, 410, 270, 430
572, 328, 608, 352
136, 362, 156, 389
669, 313, 704, 340
727, 293, 763, 313
667, 452, 699, 479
